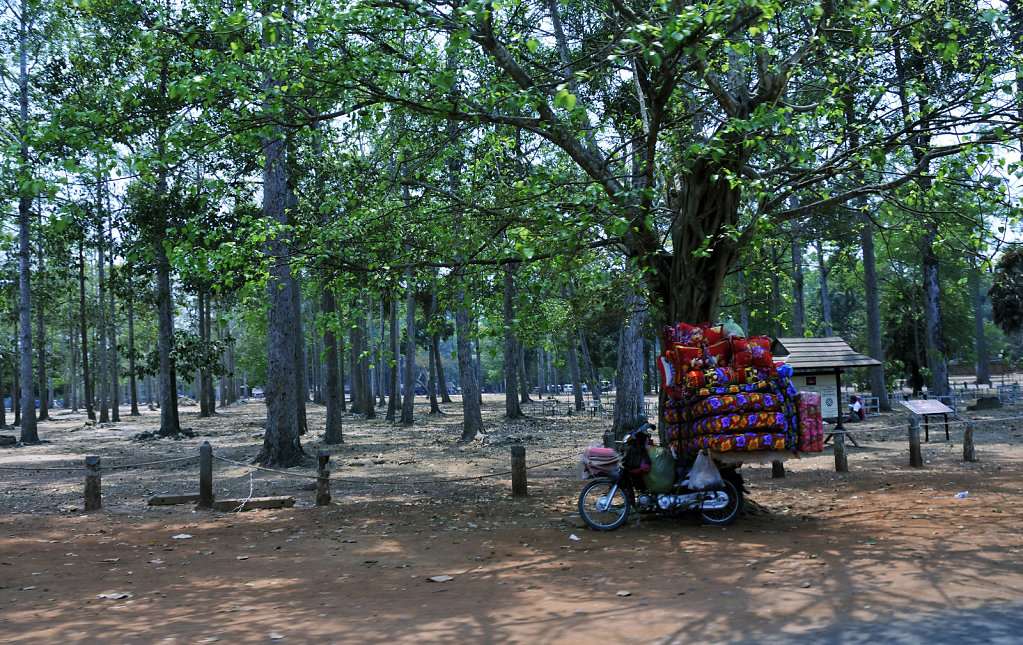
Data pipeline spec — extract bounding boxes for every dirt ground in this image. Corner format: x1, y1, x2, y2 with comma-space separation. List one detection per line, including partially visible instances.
2, 394, 1022, 644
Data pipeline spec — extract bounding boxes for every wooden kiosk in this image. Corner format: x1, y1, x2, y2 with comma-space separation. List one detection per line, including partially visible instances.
771, 337, 882, 448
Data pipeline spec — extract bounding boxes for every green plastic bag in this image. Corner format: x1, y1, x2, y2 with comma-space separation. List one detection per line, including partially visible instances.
641, 445, 675, 493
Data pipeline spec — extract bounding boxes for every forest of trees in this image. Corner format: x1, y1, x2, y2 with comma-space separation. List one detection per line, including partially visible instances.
2, 0, 1022, 464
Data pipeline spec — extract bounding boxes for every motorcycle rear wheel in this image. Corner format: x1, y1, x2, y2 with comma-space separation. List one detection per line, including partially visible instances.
699, 478, 743, 526
578, 478, 631, 531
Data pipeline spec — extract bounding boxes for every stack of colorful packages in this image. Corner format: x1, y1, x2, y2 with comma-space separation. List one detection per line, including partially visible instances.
656, 322, 822, 461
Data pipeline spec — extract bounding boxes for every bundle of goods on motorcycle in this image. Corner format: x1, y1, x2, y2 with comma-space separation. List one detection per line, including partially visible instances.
656, 321, 823, 460
580, 446, 620, 478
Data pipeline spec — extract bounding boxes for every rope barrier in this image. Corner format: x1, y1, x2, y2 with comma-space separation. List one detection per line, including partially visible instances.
212, 455, 321, 480
0, 464, 81, 472
963, 414, 1023, 425
211, 451, 578, 486
0, 455, 197, 473
105, 456, 197, 471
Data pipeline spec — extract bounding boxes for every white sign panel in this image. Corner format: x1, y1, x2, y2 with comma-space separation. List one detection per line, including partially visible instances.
789, 373, 839, 418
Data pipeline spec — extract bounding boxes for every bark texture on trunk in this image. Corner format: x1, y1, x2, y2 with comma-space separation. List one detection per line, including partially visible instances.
291, 276, 308, 434
433, 335, 451, 403
98, 224, 109, 424
426, 293, 441, 415
78, 237, 94, 421
108, 222, 120, 423
922, 223, 950, 396
18, 190, 35, 442
612, 289, 647, 440
400, 281, 416, 426
860, 211, 891, 410
155, 244, 180, 436
198, 292, 211, 418
17, 0, 36, 443
322, 287, 344, 444
503, 263, 522, 419
128, 292, 140, 415
791, 235, 805, 337
256, 126, 303, 466
816, 239, 834, 337
566, 331, 583, 412
386, 293, 400, 422
456, 302, 484, 441
737, 263, 749, 336
517, 341, 532, 403
971, 267, 991, 385
656, 158, 744, 326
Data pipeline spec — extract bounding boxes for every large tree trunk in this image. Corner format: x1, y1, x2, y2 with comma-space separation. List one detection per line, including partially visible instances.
771, 246, 784, 338
579, 331, 602, 405
922, 223, 950, 396
517, 341, 532, 403
400, 279, 416, 426
256, 120, 303, 466
0, 354, 6, 428
35, 224, 48, 422
13, 344, 21, 426
455, 303, 484, 441
861, 210, 891, 409
108, 221, 120, 423
291, 275, 308, 434
426, 292, 441, 415
17, 0, 36, 444
377, 298, 387, 408
97, 193, 110, 425
198, 291, 211, 418
971, 267, 991, 385
78, 237, 94, 421
322, 286, 344, 444
657, 161, 743, 326
359, 314, 375, 419
204, 300, 215, 414
127, 287, 140, 416
503, 263, 522, 419
612, 289, 647, 440
566, 329, 584, 412
349, 320, 363, 416
791, 231, 806, 337
433, 334, 451, 403
736, 262, 750, 336
386, 293, 400, 422
155, 243, 180, 436
816, 239, 834, 337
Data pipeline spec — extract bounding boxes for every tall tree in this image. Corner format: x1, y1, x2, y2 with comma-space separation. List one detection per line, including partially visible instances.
502, 262, 523, 418
611, 288, 646, 440
15, 0, 36, 443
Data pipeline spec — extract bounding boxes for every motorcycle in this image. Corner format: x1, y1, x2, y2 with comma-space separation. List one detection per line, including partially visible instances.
578, 423, 745, 531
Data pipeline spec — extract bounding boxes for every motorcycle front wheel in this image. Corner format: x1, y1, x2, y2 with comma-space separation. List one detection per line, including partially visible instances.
699, 478, 744, 526
578, 478, 631, 531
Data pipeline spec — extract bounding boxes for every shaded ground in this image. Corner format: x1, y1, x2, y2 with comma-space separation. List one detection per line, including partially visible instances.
2, 395, 1022, 644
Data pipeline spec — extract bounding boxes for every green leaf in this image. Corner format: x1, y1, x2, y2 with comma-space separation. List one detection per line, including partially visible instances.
942, 40, 959, 61
435, 71, 455, 92
526, 39, 539, 54
554, 88, 576, 110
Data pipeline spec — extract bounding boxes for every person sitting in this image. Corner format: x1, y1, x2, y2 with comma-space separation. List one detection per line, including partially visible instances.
848, 395, 866, 422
